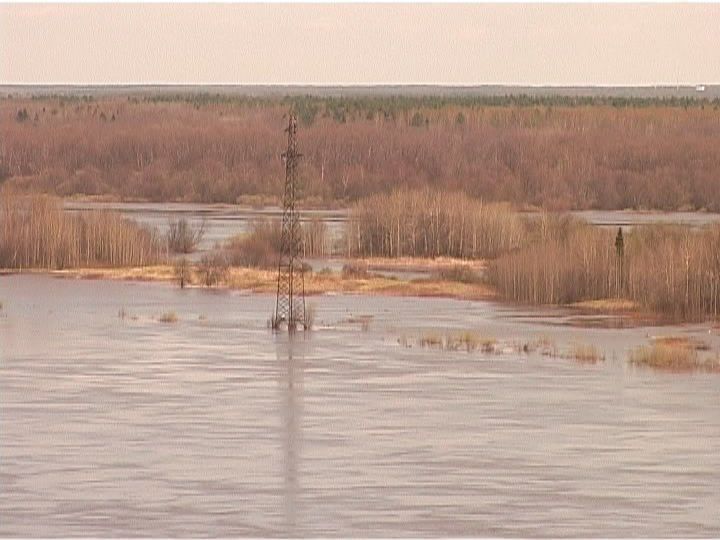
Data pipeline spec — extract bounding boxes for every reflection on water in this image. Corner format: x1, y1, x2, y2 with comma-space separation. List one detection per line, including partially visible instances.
1, 275, 720, 536
278, 336, 304, 534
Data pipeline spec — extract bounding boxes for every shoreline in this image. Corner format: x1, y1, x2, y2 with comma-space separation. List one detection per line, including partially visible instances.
4, 265, 498, 302
2, 263, 650, 318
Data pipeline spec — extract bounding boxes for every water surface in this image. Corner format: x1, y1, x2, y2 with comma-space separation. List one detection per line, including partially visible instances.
1, 275, 719, 536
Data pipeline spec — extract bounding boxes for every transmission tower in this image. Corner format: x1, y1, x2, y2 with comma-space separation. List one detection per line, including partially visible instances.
273, 112, 307, 331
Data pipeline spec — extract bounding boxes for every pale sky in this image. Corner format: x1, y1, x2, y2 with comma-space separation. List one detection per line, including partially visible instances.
1, 3, 719, 86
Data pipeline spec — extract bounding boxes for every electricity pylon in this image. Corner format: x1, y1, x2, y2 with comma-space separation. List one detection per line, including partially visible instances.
273, 112, 306, 331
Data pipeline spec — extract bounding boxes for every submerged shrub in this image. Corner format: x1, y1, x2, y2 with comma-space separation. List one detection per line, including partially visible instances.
166, 218, 205, 254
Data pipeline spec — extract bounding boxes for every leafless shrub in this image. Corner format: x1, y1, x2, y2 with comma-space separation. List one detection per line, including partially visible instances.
224, 219, 281, 268
198, 252, 229, 287
341, 261, 370, 279
432, 264, 482, 284
173, 257, 191, 288
158, 311, 179, 323
167, 218, 205, 254
304, 302, 317, 330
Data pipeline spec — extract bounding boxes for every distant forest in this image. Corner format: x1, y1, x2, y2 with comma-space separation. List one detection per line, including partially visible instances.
2, 92, 720, 210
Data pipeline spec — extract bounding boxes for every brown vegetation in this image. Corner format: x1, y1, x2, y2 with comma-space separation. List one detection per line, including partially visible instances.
629, 343, 720, 373
198, 252, 230, 287
166, 218, 205, 254
44, 263, 495, 301
0, 191, 163, 269
158, 311, 179, 323
567, 344, 604, 364
487, 217, 720, 322
224, 220, 281, 268
3, 95, 720, 210
652, 336, 710, 351
223, 218, 328, 268
347, 189, 524, 258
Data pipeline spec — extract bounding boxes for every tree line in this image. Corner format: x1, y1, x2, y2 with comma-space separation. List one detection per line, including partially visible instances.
2, 95, 720, 209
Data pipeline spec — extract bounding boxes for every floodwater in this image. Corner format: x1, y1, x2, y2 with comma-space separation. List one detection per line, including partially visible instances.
1, 275, 719, 537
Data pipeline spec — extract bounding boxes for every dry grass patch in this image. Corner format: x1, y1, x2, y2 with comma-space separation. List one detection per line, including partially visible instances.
158, 311, 179, 323
652, 335, 710, 351
572, 298, 639, 312
43, 263, 496, 301
567, 343, 604, 364
629, 343, 720, 373
415, 331, 497, 353
356, 257, 486, 274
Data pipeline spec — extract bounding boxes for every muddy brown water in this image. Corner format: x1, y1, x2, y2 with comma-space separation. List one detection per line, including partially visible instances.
1, 275, 719, 536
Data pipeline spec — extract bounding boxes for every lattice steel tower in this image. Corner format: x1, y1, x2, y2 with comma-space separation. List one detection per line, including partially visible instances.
273, 112, 306, 331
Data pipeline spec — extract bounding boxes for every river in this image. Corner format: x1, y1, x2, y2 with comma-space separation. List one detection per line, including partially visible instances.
1, 275, 719, 536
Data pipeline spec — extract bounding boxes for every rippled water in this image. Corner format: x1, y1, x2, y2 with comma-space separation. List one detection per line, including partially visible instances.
1, 275, 719, 536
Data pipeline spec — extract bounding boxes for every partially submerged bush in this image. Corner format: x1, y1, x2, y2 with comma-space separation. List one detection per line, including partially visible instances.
341, 261, 370, 279
158, 311, 179, 323
629, 341, 720, 372
198, 252, 229, 287
432, 264, 482, 284
223, 218, 327, 268
629, 344, 699, 371
304, 302, 317, 330
416, 330, 496, 353
166, 218, 205, 254
224, 219, 280, 268
173, 257, 191, 288
568, 344, 603, 364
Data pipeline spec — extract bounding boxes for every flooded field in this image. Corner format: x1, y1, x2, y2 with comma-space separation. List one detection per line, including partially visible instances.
1, 275, 719, 536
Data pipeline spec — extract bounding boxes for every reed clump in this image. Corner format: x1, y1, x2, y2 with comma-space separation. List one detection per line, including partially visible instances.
158, 311, 179, 323
0, 192, 163, 269
630, 335, 720, 372
629, 344, 700, 372
416, 330, 497, 353
568, 344, 603, 364
652, 336, 710, 351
